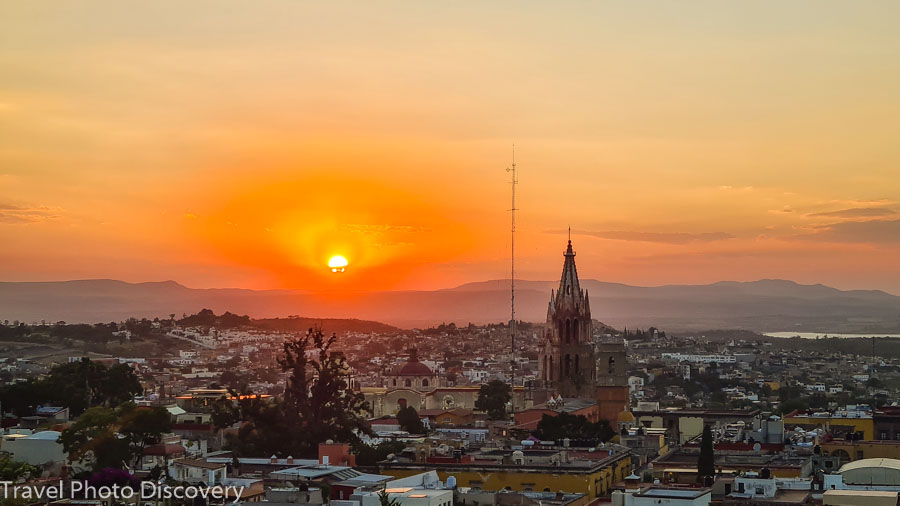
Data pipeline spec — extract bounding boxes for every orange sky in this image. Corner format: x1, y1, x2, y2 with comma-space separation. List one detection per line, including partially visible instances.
2, 1, 900, 293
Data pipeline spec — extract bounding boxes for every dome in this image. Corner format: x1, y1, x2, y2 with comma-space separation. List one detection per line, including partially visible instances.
392, 348, 433, 376
395, 361, 433, 376
617, 410, 636, 423
839, 458, 900, 485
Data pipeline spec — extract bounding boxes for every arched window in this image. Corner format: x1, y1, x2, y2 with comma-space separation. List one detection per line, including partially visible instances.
575, 355, 580, 375
565, 354, 571, 377
558, 321, 564, 341
573, 319, 579, 343
565, 319, 571, 343
608, 356, 615, 375
422, 379, 429, 387
543, 355, 548, 381
393, 379, 397, 386
398, 398, 407, 409
549, 356, 554, 382
559, 356, 563, 380
405, 378, 412, 388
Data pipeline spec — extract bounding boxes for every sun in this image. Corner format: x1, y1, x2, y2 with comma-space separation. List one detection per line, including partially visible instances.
328, 255, 348, 273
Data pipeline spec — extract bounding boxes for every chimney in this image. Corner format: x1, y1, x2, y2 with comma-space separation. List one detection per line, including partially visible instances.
270, 454, 277, 464
287, 456, 293, 465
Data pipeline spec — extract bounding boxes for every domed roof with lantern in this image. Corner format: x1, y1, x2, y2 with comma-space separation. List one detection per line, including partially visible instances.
392, 348, 433, 377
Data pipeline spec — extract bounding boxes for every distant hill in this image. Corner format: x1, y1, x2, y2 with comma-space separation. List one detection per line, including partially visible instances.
0, 278, 898, 333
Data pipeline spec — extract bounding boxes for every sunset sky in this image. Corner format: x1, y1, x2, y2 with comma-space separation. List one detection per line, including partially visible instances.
2, 1, 900, 293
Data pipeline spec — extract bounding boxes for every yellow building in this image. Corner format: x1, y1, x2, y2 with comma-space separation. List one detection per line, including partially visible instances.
379, 450, 632, 499
784, 411, 874, 441
821, 440, 900, 463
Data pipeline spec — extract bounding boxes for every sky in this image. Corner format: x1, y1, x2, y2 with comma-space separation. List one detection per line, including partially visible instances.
2, 1, 900, 293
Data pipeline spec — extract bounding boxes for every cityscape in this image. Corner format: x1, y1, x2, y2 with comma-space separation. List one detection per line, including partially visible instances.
2, 2, 900, 506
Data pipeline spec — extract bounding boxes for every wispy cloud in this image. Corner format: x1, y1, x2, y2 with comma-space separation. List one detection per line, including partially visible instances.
808, 207, 896, 219
568, 230, 735, 244
790, 219, 900, 243
343, 224, 430, 234
0, 203, 63, 224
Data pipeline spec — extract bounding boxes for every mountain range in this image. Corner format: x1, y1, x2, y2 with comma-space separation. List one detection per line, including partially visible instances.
1, 278, 898, 333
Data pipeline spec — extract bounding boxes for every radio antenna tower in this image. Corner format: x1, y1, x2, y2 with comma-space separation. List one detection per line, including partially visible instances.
506, 144, 518, 413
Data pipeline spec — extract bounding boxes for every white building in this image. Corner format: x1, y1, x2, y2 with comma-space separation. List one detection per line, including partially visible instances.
2, 430, 66, 465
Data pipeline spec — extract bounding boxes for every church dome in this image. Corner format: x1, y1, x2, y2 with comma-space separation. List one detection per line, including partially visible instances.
616, 410, 636, 423
392, 348, 433, 376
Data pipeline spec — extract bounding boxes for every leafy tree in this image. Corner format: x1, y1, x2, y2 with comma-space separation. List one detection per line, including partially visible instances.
534, 412, 615, 442
222, 328, 374, 457
397, 406, 426, 434
0, 454, 38, 482
0, 359, 142, 416
475, 380, 511, 420
60, 403, 171, 471
353, 440, 407, 467
117, 404, 172, 467
697, 424, 715, 480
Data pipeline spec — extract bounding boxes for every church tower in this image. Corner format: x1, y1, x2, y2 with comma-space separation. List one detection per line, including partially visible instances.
539, 239, 596, 399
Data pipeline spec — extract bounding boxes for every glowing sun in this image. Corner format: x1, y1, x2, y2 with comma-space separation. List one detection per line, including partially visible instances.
328, 255, 348, 273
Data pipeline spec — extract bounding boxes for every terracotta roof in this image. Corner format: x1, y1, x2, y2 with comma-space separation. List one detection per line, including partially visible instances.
392, 357, 433, 377
144, 443, 187, 456
174, 458, 226, 470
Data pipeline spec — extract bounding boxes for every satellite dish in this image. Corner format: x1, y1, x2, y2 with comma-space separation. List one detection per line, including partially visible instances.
447, 476, 457, 489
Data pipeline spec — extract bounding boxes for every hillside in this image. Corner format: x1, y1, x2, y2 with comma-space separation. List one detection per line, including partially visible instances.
0, 278, 898, 332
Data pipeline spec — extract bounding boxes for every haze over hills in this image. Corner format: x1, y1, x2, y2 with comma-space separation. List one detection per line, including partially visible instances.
1, 278, 898, 333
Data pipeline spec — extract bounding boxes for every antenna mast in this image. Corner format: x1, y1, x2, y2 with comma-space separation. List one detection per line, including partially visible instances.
506, 145, 518, 413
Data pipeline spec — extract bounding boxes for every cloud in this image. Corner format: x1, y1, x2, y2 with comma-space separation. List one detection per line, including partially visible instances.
791, 219, 900, 243
808, 207, 896, 219
769, 206, 794, 215
342, 224, 430, 234
574, 230, 735, 244
0, 203, 63, 224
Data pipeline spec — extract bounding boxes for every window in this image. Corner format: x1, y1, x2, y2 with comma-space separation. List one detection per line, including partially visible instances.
882, 431, 888, 440
857, 451, 864, 460
405, 379, 411, 387
422, 379, 429, 387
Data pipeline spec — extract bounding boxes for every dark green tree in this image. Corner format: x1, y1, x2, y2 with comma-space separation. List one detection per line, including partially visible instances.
222, 328, 374, 457
353, 440, 407, 467
117, 404, 172, 467
0, 454, 38, 482
59, 403, 171, 471
697, 424, 715, 480
475, 380, 511, 420
534, 412, 615, 442
396, 406, 426, 434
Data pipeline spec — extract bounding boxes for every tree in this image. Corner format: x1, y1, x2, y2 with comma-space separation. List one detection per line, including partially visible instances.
697, 425, 715, 481
534, 412, 615, 442
60, 403, 171, 471
223, 328, 374, 457
397, 406, 426, 434
377, 489, 401, 506
117, 404, 172, 467
475, 380, 511, 420
0, 359, 143, 417
354, 440, 406, 467
0, 454, 38, 482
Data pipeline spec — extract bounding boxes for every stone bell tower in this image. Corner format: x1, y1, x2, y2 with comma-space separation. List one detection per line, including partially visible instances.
538, 239, 596, 399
